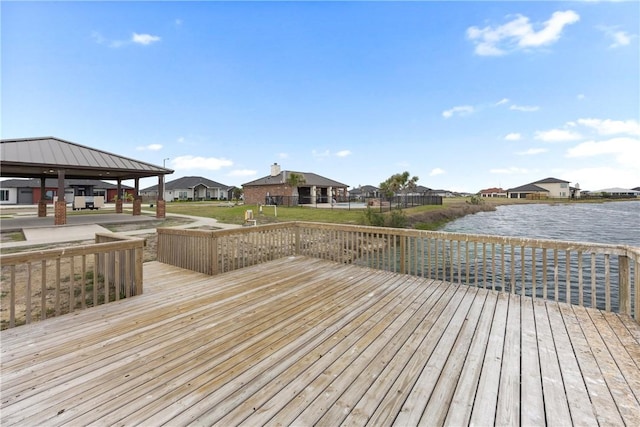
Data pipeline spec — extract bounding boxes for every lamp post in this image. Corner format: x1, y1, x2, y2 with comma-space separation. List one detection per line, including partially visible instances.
162, 158, 170, 200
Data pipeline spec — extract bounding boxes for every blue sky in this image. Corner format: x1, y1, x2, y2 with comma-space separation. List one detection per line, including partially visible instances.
2, 1, 639, 193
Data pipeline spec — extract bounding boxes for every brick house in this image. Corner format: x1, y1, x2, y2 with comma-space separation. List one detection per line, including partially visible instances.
0, 178, 134, 205
242, 163, 348, 205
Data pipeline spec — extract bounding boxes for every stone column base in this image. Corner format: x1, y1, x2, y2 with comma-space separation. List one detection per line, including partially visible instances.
38, 201, 48, 217
116, 200, 123, 213
156, 200, 166, 218
54, 201, 67, 225
133, 198, 142, 216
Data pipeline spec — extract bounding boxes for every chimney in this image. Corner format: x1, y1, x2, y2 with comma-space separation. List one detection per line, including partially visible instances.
271, 162, 281, 177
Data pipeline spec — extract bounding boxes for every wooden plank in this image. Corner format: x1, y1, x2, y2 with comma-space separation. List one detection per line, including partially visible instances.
574, 306, 640, 425
519, 296, 544, 426
364, 285, 471, 426
495, 293, 521, 426
443, 291, 498, 426
543, 300, 598, 426
588, 310, 640, 403
391, 287, 481, 426
533, 298, 572, 425
140, 270, 422, 426
234, 277, 445, 427
5, 261, 378, 425
468, 292, 510, 426
559, 304, 625, 425
416, 288, 489, 426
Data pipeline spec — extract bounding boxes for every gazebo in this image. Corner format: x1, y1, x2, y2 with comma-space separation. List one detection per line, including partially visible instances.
0, 137, 173, 225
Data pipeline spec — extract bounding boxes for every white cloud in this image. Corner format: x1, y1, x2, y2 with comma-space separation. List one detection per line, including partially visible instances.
177, 137, 185, 143
136, 144, 163, 151
598, 26, 635, 49
576, 118, 640, 136
278, 152, 289, 159
93, 31, 161, 47
336, 150, 352, 158
172, 155, 233, 170
429, 168, 445, 177
227, 169, 256, 177
535, 129, 582, 142
504, 133, 522, 141
490, 167, 530, 174
610, 31, 632, 48
577, 94, 586, 101
517, 148, 548, 155
510, 104, 540, 112
132, 33, 161, 45
467, 10, 580, 56
442, 105, 475, 119
565, 136, 640, 166
312, 149, 330, 158
495, 98, 510, 106
561, 166, 639, 192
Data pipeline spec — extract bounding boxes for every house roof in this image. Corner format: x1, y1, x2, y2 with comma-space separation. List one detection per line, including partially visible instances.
534, 177, 570, 184
242, 171, 348, 188
480, 187, 506, 193
0, 178, 133, 189
0, 137, 173, 180
593, 187, 640, 194
142, 176, 230, 192
414, 185, 433, 193
507, 183, 549, 193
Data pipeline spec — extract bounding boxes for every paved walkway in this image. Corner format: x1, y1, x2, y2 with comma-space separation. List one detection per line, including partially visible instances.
0, 209, 241, 249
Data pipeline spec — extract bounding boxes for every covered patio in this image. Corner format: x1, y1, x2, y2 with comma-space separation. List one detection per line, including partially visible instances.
0, 137, 173, 225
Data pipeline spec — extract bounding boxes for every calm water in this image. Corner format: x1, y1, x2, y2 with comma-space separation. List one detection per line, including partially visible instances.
441, 200, 640, 247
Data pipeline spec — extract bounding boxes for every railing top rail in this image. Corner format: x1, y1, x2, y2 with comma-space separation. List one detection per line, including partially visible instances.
0, 237, 145, 265
286, 221, 636, 253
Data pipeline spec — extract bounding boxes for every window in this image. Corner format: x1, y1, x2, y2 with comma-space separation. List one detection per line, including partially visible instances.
0, 190, 9, 201
560, 183, 568, 188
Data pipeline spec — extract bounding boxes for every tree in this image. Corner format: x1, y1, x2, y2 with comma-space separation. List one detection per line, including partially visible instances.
379, 171, 419, 206
233, 187, 243, 201
286, 172, 306, 201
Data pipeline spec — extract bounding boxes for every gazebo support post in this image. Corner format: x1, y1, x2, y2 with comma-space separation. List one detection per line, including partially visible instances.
54, 170, 66, 225
38, 177, 47, 217
133, 178, 142, 216
156, 175, 166, 219
116, 180, 123, 213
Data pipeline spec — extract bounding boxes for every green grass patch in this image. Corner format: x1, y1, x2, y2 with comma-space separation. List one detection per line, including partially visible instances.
164, 202, 366, 225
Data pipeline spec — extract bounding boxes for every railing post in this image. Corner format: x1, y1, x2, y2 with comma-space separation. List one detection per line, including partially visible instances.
135, 245, 143, 295
295, 224, 301, 256
400, 235, 406, 275
211, 234, 219, 275
618, 254, 630, 315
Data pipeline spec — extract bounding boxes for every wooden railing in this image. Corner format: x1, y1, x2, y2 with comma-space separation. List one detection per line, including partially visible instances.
157, 222, 640, 320
0, 233, 145, 329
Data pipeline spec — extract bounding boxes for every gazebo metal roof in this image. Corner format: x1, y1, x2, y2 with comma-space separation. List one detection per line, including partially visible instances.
0, 137, 173, 180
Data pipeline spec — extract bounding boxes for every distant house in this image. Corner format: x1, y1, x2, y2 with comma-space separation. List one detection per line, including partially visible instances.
407, 185, 434, 196
242, 163, 348, 205
0, 178, 134, 205
592, 187, 640, 197
140, 176, 232, 201
507, 177, 572, 199
479, 187, 507, 198
350, 185, 380, 199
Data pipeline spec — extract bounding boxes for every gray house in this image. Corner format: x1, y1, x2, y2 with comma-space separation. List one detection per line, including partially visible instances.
141, 176, 232, 201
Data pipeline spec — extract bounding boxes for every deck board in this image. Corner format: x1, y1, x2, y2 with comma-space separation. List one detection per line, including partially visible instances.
2, 257, 640, 426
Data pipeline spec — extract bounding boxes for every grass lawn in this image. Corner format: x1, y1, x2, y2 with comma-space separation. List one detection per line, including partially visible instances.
164, 202, 368, 225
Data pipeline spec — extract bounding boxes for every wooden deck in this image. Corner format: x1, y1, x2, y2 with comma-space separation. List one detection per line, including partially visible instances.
1, 256, 639, 426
